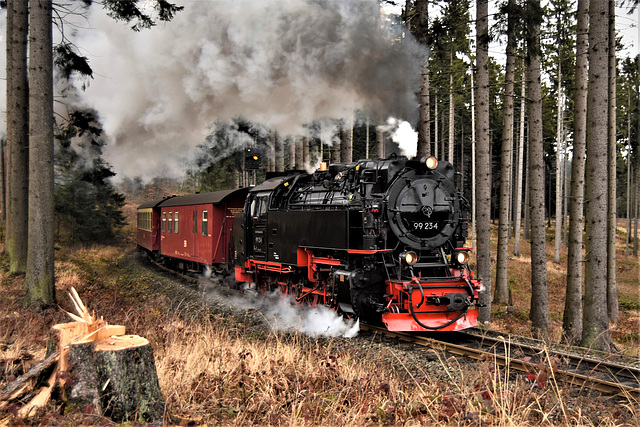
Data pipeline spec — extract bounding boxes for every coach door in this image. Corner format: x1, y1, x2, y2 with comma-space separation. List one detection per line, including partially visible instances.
248, 192, 269, 260
190, 209, 198, 259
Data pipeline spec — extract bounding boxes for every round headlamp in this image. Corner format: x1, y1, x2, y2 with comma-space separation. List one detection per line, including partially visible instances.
401, 251, 418, 265
455, 251, 470, 265
425, 156, 439, 170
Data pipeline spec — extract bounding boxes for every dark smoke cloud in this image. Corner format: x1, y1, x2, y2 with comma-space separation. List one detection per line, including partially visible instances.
68, 0, 426, 179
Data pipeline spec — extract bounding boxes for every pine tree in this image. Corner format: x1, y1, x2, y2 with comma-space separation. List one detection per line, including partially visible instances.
475, 0, 492, 323
563, 0, 588, 345
54, 111, 126, 243
495, 0, 518, 305
5, 0, 29, 274
581, 0, 614, 350
25, 0, 55, 306
513, 64, 526, 257
606, 0, 619, 322
413, 0, 431, 157
527, 0, 549, 338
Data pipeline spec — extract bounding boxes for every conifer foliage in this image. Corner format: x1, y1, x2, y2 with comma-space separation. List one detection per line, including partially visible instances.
54, 110, 125, 244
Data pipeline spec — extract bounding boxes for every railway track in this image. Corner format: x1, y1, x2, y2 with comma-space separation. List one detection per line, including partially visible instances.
142, 254, 640, 399
361, 323, 640, 399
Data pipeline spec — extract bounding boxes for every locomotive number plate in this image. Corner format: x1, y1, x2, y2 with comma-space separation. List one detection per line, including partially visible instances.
413, 221, 439, 230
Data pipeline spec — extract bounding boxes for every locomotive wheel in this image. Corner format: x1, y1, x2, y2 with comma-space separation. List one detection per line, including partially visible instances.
278, 283, 290, 296
259, 279, 269, 296
307, 294, 320, 307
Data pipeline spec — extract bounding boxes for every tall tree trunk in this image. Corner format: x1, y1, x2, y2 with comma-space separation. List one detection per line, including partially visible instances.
288, 138, 296, 170
341, 115, 353, 163
0, 140, 5, 224
563, 128, 569, 247
441, 100, 446, 158
471, 67, 477, 253
563, 0, 588, 345
26, 0, 56, 306
554, 60, 564, 264
434, 94, 439, 158
302, 137, 310, 168
275, 133, 284, 172
581, 0, 613, 350
448, 62, 455, 164
626, 90, 632, 258
377, 123, 384, 159
495, 0, 516, 305
606, 0, 618, 322
416, 0, 431, 158
295, 137, 304, 170
365, 117, 370, 159
624, 157, 633, 258
527, 0, 549, 338
6, 0, 29, 274
514, 65, 526, 257
475, 0, 492, 323
634, 166, 639, 257
331, 126, 342, 163
523, 134, 531, 241
267, 132, 275, 173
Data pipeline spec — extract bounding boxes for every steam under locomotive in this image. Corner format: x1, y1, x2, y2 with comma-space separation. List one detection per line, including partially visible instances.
137, 156, 482, 332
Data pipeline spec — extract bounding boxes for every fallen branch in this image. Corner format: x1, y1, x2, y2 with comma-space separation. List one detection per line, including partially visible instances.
0, 351, 59, 401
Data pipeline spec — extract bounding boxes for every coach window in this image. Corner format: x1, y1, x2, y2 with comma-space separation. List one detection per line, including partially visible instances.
174, 211, 179, 233
168, 212, 173, 234
202, 210, 208, 236
162, 212, 166, 233
193, 210, 197, 235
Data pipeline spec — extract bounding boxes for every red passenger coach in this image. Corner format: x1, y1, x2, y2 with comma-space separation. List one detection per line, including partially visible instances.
154, 188, 248, 273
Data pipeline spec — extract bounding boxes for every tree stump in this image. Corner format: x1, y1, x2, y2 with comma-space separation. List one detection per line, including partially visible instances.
89, 335, 164, 422
16, 288, 165, 423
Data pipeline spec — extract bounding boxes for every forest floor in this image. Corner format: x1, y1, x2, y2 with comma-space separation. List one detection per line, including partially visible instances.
0, 218, 638, 425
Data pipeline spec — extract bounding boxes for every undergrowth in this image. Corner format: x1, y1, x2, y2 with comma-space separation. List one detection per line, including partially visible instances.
0, 226, 638, 425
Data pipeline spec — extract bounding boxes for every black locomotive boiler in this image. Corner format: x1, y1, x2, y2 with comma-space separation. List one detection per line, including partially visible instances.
234, 156, 481, 331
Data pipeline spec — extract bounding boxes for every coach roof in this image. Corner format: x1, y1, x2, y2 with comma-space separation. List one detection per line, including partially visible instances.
158, 187, 248, 207
137, 198, 171, 209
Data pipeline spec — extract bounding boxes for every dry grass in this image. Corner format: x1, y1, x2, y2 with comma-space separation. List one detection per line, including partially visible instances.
0, 221, 639, 425
151, 315, 639, 425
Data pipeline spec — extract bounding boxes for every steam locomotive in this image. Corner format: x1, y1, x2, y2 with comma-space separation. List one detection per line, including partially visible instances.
137, 156, 481, 332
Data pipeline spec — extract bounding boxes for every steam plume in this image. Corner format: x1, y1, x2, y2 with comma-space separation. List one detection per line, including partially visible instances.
200, 280, 359, 338
69, 0, 426, 179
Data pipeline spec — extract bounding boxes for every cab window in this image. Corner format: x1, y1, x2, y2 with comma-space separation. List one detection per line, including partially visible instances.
251, 194, 269, 219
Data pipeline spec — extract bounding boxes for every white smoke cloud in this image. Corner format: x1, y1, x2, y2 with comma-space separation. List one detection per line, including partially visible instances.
200, 280, 359, 338
380, 117, 418, 158
257, 293, 360, 338
67, 0, 426, 179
